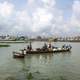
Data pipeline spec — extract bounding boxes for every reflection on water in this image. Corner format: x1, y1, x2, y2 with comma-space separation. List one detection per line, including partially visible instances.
0, 42, 80, 80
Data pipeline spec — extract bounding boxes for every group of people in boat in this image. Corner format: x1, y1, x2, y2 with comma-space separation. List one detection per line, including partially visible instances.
13, 42, 72, 58
62, 44, 72, 49
26, 42, 53, 52
13, 42, 72, 55
26, 42, 72, 51
41, 43, 53, 51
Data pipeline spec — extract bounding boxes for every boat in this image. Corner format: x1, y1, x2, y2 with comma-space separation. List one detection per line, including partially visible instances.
13, 51, 25, 58
26, 47, 71, 54
26, 50, 53, 54
12, 42, 72, 57
25, 42, 72, 54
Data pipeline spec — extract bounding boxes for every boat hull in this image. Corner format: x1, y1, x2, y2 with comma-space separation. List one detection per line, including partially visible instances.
13, 54, 25, 58
26, 48, 71, 54
13, 52, 25, 58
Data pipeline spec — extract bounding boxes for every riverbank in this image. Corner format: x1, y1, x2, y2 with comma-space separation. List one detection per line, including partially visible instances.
0, 40, 80, 43
0, 40, 27, 43
57, 40, 80, 42
0, 44, 10, 47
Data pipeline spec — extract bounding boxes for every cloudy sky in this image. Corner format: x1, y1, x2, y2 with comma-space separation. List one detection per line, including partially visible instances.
0, 0, 80, 36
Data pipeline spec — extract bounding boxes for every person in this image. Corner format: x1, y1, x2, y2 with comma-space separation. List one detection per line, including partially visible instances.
29, 42, 32, 51
27, 45, 30, 50
68, 44, 72, 49
44, 43, 47, 49
48, 43, 52, 51
62, 44, 66, 49
48, 43, 51, 48
42, 43, 47, 51
27, 42, 32, 51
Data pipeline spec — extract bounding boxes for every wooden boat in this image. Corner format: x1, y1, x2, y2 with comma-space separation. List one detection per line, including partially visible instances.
25, 42, 72, 54
27, 50, 53, 54
13, 52, 25, 58
26, 47, 71, 54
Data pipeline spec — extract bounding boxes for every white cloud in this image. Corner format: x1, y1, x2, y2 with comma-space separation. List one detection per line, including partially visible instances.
1, 0, 79, 36
70, 0, 80, 27
42, 0, 56, 8
0, 1, 15, 35
10, 10, 32, 35
0, 1, 14, 17
0, 0, 66, 36
0, 1, 15, 27
29, 0, 65, 35
72, 0, 80, 13
16, 10, 31, 26
28, 0, 35, 5
32, 8, 53, 32
13, 0, 64, 35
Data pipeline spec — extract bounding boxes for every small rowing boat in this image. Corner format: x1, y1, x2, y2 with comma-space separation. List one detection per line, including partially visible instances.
13, 51, 25, 58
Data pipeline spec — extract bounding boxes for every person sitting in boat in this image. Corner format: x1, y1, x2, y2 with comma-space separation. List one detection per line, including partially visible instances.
66, 45, 68, 49
68, 44, 72, 49
65, 44, 72, 49
62, 44, 66, 49
24, 47, 26, 50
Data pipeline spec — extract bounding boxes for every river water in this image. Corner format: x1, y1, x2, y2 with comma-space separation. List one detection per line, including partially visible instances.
0, 42, 80, 80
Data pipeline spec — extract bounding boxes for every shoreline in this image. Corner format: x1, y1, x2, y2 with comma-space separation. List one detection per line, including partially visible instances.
0, 40, 80, 43
0, 44, 10, 47
0, 40, 27, 43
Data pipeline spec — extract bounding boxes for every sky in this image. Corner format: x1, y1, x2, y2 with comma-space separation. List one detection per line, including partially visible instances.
0, 0, 80, 36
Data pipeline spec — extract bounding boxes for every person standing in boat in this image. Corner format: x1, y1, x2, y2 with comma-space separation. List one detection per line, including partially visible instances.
48, 43, 52, 51
27, 45, 30, 51
48, 43, 51, 48
44, 43, 47, 49
30, 42, 32, 51
27, 42, 32, 51
48, 38, 53, 51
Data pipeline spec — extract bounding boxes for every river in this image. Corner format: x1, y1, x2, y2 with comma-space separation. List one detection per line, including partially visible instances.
0, 42, 80, 80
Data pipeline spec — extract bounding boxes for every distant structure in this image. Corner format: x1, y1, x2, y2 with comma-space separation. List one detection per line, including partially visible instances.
0, 35, 10, 40
57, 36, 80, 42
0, 34, 80, 42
